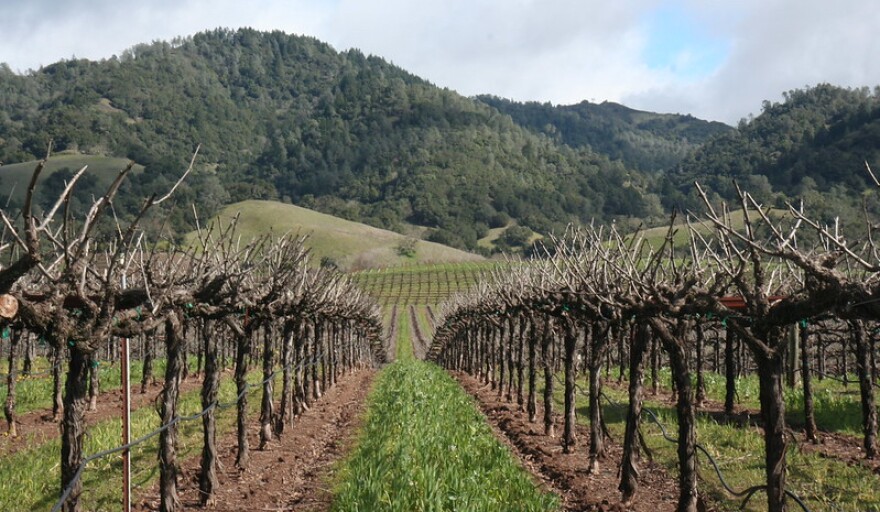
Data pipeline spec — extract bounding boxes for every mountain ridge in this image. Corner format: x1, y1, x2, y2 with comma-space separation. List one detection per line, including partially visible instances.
0, 28, 706, 251
3, 29, 877, 251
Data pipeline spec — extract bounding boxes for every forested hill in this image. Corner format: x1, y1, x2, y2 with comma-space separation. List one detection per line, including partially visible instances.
5, 29, 873, 252
476, 95, 732, 173
661, 84, 880, 228
0, 28, 702, 250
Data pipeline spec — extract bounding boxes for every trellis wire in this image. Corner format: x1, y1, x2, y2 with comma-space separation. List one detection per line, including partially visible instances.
598, 390, 811, 512
50, 342, 348, 512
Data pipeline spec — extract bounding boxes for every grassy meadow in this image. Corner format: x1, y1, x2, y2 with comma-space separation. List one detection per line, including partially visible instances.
187, 200, 484, 271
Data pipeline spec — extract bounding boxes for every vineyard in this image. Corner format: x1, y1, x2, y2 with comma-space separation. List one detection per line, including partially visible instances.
429, 194, 880, 512
0, 154, 386, 512
352, 262, 504, 306
4, 152, 880, 512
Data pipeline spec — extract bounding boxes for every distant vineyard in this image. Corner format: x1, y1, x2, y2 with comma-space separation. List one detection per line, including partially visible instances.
352, 262, 506, 305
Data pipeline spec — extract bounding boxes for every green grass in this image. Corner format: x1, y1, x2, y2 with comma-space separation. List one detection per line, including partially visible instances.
553, 377, 880, 511
477, 222, 543, 251
637, 208, 791, 251
0, 367, 267, 511
645, 367, 865, 436
332, 311, 557, 511
0, 355, 200, 416
185, 200, 483, 271
0, 154, 144, 205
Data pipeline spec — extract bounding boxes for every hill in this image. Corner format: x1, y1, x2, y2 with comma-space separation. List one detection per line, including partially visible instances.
191, 200, 483, 271
0, 154, 144, 208
663, 84, 880, 231
476, 95, 732, 172
0, 28, 707, 250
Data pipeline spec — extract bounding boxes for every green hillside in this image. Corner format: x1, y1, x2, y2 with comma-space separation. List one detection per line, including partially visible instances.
476, 95, 732, 172
663, 84, 880, 233
0, 28, 682, 250
191, 200, 483, 271
0, 154, 144, 209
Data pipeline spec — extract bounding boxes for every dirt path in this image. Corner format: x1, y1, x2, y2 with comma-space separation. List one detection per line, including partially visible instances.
0, 374, 210, 457
135, 368, 375, 511
455, 372, 682, 512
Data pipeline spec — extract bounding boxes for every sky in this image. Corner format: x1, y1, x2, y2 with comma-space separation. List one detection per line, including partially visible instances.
1, 0, 879, 125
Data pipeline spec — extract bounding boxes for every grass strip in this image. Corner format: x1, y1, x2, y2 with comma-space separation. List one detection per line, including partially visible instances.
332, 318, 557, 512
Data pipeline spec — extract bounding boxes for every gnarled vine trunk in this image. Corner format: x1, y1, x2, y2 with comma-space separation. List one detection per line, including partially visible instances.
278, 319, 298, 434
259, 324, 276, 449
801, 324, 818, 443
724, 327, 736, 415
541, 316, 555, 437
756, 348, 787, 512
60, 345, 91, 512
588, 321, 610, 474
651, 318, 699, 512
851, 320, 878, 458
527, 315, 538, 423
52, 345, 64, 420
159, 314, 185, 512
562, 319, 578, 453
199, 321, 220, 506
235, 326, 253, 470
141, 333, 154, 394
619, 322, 650, 505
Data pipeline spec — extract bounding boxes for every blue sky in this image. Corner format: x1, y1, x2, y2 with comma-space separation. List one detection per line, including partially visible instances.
642, 5, 730, 80
1, 1, 878, 124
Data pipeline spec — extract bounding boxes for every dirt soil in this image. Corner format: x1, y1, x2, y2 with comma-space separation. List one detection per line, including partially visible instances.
135, 368, 375, 512
455, 371, 685, 512
0, 374, 209, 456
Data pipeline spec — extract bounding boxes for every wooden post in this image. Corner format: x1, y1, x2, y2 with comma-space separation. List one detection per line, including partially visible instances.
786, 323, 799, 388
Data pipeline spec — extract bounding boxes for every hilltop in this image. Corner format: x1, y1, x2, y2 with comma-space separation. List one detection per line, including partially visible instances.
1, 31, 877, 252
476, 95, 732, 172
0, 28, 703, 250
191, 200, 483, 271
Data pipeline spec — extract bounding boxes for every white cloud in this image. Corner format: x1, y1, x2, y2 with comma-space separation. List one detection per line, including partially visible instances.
626, 0, 880, 123
1, 1, 879, 124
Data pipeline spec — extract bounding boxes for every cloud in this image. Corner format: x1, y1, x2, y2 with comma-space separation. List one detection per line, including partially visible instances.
321, 0, 661, 101
1, 1, 879, 124
626, 0, 880, 123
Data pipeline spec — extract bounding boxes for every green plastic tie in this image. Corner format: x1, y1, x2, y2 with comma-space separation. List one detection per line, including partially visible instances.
68, 339, 75, 347
1, 327, 9, 340
91, 360, 99, 369
721, 317, 728, 327
706, 312, 714, 320
562, 304, 570, 312
136, 306, 142, 320
800, 319, 808, 329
